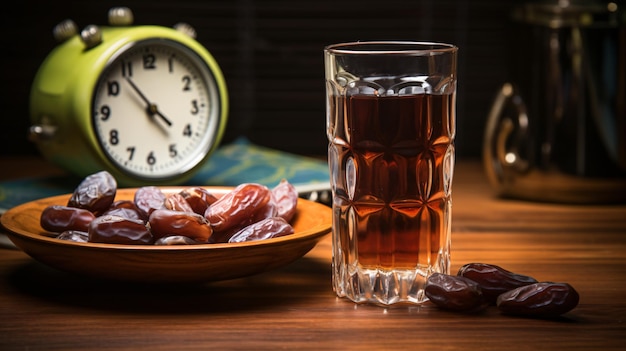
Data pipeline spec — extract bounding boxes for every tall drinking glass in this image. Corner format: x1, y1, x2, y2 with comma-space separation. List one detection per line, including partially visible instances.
324, 41, 458, 305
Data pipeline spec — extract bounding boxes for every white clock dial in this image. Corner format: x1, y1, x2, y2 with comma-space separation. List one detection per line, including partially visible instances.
92, 39, 221, 181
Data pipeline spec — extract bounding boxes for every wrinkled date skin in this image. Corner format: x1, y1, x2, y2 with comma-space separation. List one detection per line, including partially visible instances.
180, 187, 218, 215
425, 273, 489, 312
497, 282, 580, 317
41, 170, 300, 246
56, 230, 89, 243
154, 235, 201, 245
88, 215, 153, 245
209, 200, 278, 244
149, 209, 213, 242
40, 205, 96, 233
164, 193, 194, 213
271, 179, 298, 222
208, 189, 277, 243
251, 199, 277, 223
228, 217, 294, 243
67, 171, 117, 215
205, 183, 272, 232
108, 200, 139, 211
134, 186, 166, 219
103, 207, 142, 221
458, 263, 538, 304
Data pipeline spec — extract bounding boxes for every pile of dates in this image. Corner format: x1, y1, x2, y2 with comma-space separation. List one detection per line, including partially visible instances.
425, 263, 579, 318
39, 171, 299, 245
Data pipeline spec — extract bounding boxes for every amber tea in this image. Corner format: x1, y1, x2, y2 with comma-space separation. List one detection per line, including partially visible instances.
331, 93, 453, 266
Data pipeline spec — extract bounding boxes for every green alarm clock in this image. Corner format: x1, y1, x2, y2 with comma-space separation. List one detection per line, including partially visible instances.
29, 7, 228, 186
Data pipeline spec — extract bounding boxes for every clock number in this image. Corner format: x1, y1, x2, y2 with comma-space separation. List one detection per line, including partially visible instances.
169, 144, 178, 157
99, 105, 111, 121
109, 129, 119, 145
143, 54, 156, 70
121, 60, 133, 77
107, 81, 120, 96
190, 100, 199, 115
168, 55, 175, 73
147, 151, 157, 165
182, 76, 192, 91
183, 123, 192, 137
126, 147, 135, 160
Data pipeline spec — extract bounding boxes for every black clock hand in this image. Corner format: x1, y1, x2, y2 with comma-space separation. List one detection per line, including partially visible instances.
125, 77, 151, 106
125, 77, 173, 127
153, 110, 173, 127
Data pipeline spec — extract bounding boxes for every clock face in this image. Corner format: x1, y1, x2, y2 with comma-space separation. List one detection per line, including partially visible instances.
92, 39, 221, 181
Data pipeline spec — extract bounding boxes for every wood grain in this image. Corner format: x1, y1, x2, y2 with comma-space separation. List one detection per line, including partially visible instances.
1, 159, 625, 351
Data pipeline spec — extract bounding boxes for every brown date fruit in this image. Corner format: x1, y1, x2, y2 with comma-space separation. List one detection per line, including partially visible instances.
88, 215, 153, 245
424, 273, 489, 312
180, 187, 218, 215
67, 170, 117, 215
205, 183, 272, 232
209, 202, 277, 245
154, 235, 202, 245
272, 179, 298, 222
496, 282, 580, 317
208, 224, 242, 244
108, 200, 140, 211
206, 201, 275, 243
228, 217, 294, 243
164, 193, 194, 213
41, 205, 96, 233
102, 207, 142, 221
251, 198, 277, 223
457, 263, 538, 304
134, 186, 166, 219
56, 230, 89, 243
148, 209, 213, 242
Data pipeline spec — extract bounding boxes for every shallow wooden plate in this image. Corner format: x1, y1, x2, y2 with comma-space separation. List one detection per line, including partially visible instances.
0, 187, 332, 283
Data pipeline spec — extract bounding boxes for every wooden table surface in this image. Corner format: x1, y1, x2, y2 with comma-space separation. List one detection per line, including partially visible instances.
1, 156, 625, 350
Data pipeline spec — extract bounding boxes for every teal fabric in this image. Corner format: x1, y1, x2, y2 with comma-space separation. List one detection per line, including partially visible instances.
0, 138, 329, 212
189, 138, 329, 188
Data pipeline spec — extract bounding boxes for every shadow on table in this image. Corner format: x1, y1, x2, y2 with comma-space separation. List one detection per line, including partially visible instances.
5, 255, 332, 314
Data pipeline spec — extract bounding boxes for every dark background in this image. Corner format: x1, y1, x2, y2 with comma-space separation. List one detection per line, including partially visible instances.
1, 0, 522, 161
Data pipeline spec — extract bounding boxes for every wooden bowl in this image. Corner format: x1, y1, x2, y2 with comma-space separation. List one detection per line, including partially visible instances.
0, 187, 332, 283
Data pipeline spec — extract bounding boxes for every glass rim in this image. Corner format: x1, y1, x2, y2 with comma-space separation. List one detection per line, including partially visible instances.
324, 41, 457, 55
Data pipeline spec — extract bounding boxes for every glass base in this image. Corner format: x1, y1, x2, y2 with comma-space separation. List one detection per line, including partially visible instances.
333, 264, 440, 306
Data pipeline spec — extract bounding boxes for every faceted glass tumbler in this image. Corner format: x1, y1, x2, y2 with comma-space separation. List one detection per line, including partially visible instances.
324, 41, 457, 305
